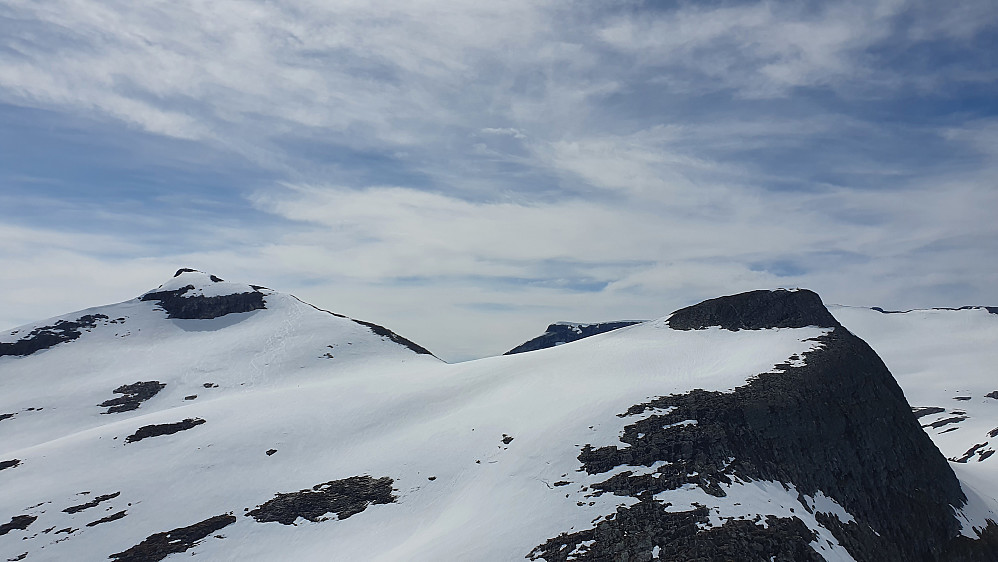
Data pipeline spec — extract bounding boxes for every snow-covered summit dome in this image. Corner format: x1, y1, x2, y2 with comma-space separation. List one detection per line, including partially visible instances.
140, 269, 271, 315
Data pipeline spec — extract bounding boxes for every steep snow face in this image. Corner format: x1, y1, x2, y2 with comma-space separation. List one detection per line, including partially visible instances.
830, 305, 998, 538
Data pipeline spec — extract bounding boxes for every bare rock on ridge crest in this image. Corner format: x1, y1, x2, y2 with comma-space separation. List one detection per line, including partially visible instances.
667, 288, 841, 331
140, 270, 266, 320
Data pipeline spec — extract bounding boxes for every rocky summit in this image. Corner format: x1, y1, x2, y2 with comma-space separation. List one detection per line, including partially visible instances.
1, 273, 996, 561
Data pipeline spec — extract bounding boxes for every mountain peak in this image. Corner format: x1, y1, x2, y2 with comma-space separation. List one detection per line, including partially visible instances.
668, 288, 841, 331
141, 270, 268, 320
172, 267, 225, 282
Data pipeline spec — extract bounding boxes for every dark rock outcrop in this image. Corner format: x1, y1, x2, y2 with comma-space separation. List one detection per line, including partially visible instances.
0, 459, 20, 471
86, 510, 127, 527
299, 299, 434, 356
872, 306, 998, 315
63, 492, 120, 514
247, 475, 395, 525
533, 289, 986, 561
108, 513, 236, 562
505, 321, 643, 355
924, 416, 968, 430
351, 319, 434, 356
530, 502, 825, 562
140, 286, 265, 319
126, 418, 205, 443
0, 314, 109, 357
668, 289, 840, 331
914, 407, 947, 418
951, 443, 994, 464
99, 381, 166, 414
0, 515, 36, 536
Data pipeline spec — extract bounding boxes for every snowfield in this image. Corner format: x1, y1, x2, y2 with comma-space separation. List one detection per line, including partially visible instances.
0, 272, 995, 561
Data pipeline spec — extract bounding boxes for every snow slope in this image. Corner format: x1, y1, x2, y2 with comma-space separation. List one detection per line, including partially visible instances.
0, 276, 991, 561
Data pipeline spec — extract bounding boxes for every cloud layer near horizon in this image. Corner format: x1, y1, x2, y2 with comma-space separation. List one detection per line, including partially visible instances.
1, 0, 996, 360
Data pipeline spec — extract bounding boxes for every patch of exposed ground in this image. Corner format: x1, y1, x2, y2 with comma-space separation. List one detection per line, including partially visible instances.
0, 314, 110, 357
923, 416, 969, 430
951, 443, 994, 464
140, 286, 265, 319
108, 513, 236, 562
63, 492, 120, 514
912, 406, 946, 418
247, 475, 395, 525
86, 511, 127, 527
126, 418, 205, 443
99, 382, 166, 414
529, 502, 824, 562
0, 515, 36, 536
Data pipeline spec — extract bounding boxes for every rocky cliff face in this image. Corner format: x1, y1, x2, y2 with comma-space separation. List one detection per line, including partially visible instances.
532, 289, 993, 561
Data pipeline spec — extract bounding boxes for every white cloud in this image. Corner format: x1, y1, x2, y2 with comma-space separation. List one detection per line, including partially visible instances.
0, 0, 996, 359
596, 0, 908, 96
481, 128, 526, 139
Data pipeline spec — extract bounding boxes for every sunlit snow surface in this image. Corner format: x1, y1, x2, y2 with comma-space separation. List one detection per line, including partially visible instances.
830, 305, 998, 538
0, 277, 850, 561
4, 282, 994, 561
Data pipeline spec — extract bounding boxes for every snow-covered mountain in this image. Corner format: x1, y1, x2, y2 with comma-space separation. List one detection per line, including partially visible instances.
1, 272, 996, 561
504, 321, 643, 355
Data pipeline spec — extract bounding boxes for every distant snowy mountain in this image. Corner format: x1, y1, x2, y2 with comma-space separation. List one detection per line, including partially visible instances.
1, 275, 996, 561
504, 321, 643, 355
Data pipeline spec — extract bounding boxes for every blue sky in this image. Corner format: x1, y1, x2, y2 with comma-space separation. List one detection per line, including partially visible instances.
1, 0, 996, 360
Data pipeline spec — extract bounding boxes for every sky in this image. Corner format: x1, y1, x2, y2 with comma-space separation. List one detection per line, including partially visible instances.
1, 0, 996, 361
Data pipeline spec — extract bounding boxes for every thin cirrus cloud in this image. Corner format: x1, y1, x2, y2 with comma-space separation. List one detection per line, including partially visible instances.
0, 0, 995, 360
